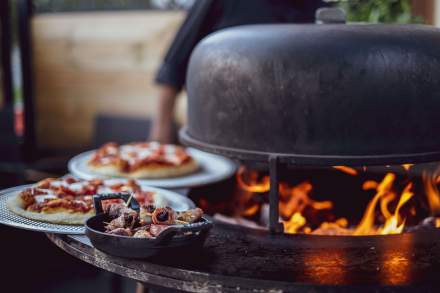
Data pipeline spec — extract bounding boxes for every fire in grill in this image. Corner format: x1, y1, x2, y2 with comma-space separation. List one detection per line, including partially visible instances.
222, 164, 440, 236
180, 8, 440, 236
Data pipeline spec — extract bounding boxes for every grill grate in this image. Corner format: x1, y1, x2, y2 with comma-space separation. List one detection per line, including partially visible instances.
0, 185, 85, 234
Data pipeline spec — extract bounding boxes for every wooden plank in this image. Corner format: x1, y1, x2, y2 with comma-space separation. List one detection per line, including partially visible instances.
412, 0, 435, 24
32, 11, 185, 148
435, 0, 440, 26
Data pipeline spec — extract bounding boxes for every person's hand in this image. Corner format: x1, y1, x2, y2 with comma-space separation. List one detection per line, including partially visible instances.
149, 85, 179, 144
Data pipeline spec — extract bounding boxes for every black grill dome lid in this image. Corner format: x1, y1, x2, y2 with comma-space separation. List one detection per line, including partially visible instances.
180, 16, 440, 166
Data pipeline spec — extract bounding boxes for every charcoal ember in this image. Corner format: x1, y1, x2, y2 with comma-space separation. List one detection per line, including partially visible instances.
406, 217, 437, 233
149, 224, 170, 237
107, 228, 132, 236
311, 226, 352, 236
422, 217, 437, 226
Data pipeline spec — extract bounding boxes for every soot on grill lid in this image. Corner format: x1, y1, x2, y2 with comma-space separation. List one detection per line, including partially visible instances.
180, 23, 440, 166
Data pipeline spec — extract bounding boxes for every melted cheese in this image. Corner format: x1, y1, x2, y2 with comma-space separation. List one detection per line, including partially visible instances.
49, 181, 69, 188
35, 194, 57, 203
100, 157, 113, 164
117, 143, 186, 166
73, 200, 88, 206
103, 178, 124, 186
69, 182, 89, 192
29, 178, 164, 208
96, 186, 116, 194
106, 146, 118, 155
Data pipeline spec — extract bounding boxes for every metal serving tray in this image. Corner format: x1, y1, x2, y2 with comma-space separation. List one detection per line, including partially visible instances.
0, 185, 85, 234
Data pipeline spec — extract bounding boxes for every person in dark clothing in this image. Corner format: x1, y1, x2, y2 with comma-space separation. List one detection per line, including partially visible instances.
150, 0, 328, 143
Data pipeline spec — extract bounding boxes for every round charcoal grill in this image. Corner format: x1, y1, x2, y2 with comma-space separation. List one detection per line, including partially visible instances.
181, 17, 440, 166
180, 9, 440, 233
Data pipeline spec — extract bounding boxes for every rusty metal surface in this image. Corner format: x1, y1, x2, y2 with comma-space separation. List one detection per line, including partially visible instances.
47, 222, 440, 292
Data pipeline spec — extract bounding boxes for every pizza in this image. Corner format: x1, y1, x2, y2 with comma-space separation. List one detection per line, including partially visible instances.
87, 142, 199, 179
6, 177, 167, 225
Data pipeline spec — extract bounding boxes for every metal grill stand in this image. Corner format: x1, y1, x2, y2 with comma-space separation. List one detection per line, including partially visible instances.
269, 156, 284, 233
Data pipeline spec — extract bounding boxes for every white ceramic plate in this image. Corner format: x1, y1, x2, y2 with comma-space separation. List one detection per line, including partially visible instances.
68, 148, 237, 188
0, 184, 195, 234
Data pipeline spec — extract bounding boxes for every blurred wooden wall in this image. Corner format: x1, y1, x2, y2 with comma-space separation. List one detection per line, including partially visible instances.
32, 5, 438, 151
411, 0, 434, 24
433, 0, 440, 26
32, 11, 185, 149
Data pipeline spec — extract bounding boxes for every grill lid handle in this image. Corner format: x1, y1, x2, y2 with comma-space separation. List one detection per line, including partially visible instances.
316, 7, 347, 24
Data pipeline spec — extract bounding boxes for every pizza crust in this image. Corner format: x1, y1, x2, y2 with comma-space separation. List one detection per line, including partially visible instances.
86, 164, 122, 178
88, 158, 199, 179
6, 195, 94, 225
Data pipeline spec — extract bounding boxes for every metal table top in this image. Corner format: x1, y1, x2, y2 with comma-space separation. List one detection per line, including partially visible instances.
46, 222, 440, 293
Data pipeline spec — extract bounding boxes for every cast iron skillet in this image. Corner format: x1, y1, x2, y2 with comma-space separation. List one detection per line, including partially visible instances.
85, 193, 213, 258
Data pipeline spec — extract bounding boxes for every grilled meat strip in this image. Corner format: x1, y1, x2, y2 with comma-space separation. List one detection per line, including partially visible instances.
176, 208, 203, 223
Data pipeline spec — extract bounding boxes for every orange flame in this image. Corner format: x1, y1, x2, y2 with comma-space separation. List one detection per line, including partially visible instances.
312, 218, 351, 235
380, 192, 396, 219
353, 174, 414, 235
380, 183, 413, 235
279, 182, 332, 218
402, 164, 413, 171
236, 167, 427, 236
333, 166, 358, 176
363, 180, 378, 190
242, 204, 259, 217
284, 212, 306, 234
236, 166, 270, 193
353, 173, 395, 235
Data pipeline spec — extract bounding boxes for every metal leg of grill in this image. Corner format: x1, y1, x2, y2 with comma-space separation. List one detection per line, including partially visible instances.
269, 156, 284, 233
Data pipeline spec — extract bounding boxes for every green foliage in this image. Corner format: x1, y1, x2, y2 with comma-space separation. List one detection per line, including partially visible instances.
337, 0, 423, 24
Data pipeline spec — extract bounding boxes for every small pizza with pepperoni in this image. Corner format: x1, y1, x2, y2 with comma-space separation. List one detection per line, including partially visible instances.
87, 142, 199, 179
6, 177, 165, 225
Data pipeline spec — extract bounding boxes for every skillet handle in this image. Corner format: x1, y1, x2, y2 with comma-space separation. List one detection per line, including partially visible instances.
155, 219, 213, 244
93, 192, 140, 214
